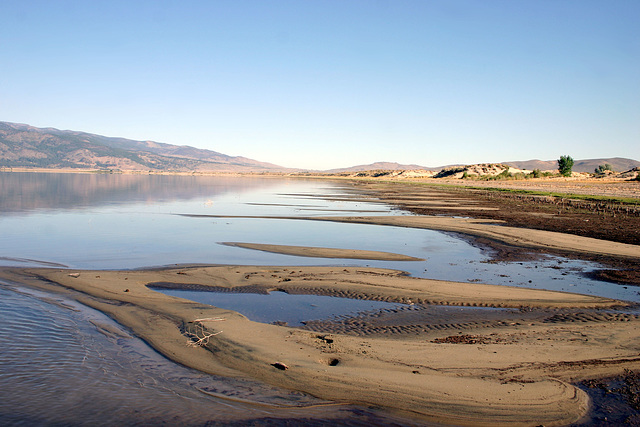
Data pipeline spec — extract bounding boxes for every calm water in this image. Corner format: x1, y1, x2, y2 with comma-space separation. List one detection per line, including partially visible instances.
0, 172, 634, 301
150, 289, 409, 326
1, 171, 637, 425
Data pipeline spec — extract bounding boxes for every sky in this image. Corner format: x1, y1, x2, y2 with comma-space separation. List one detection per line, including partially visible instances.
1, 1, 638, 170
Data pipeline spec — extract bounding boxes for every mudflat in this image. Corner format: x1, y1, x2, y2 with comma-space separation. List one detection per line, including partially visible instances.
346, 178, 640, 247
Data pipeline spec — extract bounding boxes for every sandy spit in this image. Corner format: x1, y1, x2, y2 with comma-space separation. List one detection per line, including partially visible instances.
181, 214, 640, 260
221, 242, 425, 261
2, 265, 639, 426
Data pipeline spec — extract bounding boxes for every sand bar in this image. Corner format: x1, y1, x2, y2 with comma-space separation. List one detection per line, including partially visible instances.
181, 214, 640, 260
2, 265, 639, 426
221, 242, 425, 261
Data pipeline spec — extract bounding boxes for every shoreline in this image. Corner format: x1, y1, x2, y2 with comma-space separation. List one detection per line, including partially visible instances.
3, 174, 640, 425
2, 167, 639, 197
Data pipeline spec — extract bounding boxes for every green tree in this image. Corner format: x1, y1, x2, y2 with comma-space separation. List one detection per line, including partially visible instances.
558, 155, 574, 177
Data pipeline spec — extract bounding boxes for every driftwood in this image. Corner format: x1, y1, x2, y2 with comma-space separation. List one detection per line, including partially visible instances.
186, 317, 225, 347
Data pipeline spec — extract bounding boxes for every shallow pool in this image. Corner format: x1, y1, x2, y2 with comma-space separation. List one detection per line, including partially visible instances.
150, 288, 409, 325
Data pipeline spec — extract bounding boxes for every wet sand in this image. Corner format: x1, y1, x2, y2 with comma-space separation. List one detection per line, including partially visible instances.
2, 264, 639, 426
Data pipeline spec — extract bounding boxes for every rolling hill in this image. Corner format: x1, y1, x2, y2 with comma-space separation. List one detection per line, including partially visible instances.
323, 162, 437, 173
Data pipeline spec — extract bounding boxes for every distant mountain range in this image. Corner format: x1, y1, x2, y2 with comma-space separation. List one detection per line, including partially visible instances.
0, 121, 287, 172
1, 121, 637, 174
323, 162, 443, 173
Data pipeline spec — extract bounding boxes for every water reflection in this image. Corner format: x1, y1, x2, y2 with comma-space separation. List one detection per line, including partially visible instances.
150, 288, 409, 326
0, 172, 284, 214
0, 173, 636, 303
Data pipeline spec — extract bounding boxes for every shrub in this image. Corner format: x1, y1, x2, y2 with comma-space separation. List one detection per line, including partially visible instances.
496, 167, 511, 179
434, 167, 466, 178
595, 163, 614, 174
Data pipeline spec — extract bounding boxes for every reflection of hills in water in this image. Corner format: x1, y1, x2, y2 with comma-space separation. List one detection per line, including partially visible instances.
0, 172, 278, 214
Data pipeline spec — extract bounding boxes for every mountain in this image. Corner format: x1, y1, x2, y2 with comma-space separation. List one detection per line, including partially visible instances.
503, 158, 640, 173
0, 121, 287, 172
324, 162, 442, 173
3, 121, 637, 175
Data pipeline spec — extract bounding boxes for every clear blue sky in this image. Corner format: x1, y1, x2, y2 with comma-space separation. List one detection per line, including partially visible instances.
1, 1, 638, 170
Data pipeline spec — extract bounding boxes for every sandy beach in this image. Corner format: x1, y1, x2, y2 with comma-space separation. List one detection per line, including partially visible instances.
0, 266, 640, 425
2, 178, 639, 425
0, 263, 638, 426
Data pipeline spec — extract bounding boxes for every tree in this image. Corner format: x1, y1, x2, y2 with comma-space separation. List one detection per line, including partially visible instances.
558, 155, 574, 177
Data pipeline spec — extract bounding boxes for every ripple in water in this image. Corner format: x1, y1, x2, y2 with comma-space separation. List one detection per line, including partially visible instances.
0, 283, 413, 426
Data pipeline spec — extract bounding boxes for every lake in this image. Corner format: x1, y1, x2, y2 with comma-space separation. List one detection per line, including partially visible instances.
0, 171, 636, 425
1, 172, 633, 301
